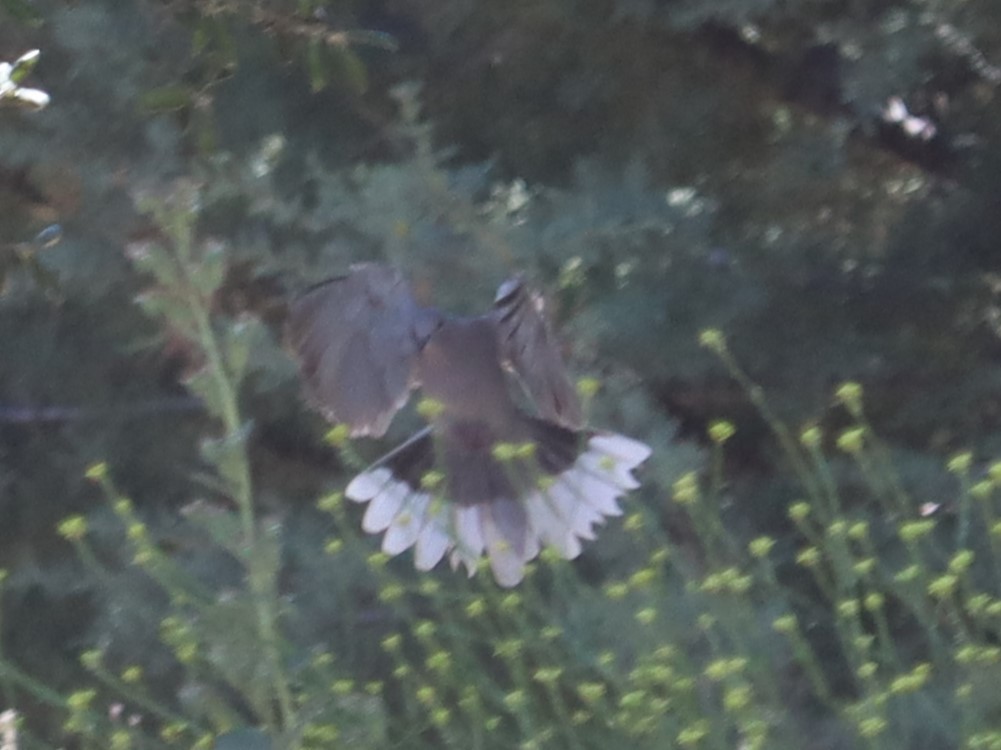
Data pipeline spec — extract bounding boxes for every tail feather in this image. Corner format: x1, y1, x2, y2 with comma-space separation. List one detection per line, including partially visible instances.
449, 505, 485, 575
344, 422, 650, 587
414, 502, 451, 571
382, 492, 430, 555
359, 473, 408, 533
480, 498, 531, 587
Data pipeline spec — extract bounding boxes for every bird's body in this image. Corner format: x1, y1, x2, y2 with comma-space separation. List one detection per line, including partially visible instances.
418, 317, 512, 424
287, 263, 650, 586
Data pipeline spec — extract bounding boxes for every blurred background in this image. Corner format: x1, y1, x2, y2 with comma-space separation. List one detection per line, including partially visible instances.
2, 1, 1001, 748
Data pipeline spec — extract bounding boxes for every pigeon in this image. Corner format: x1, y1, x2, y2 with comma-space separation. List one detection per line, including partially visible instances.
287, 263, 650, 586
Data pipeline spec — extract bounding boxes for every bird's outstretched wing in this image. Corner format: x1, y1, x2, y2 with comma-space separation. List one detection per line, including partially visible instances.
286, 263, 441, 437
492, 277, 583, 429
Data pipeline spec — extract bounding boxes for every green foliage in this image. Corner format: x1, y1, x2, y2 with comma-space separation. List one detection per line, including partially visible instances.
0, 182, 392, 749
1, 224, 62, 300
0, 0, 41, 24
171, 0, 396, 95
133, 1, 398, 164
6, 172, 1001, 749
4, 1, 1001, 749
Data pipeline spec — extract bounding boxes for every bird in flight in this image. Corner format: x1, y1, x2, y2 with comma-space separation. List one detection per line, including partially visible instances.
287, 263, 650, 586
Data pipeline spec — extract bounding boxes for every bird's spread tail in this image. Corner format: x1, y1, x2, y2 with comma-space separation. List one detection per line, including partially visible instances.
345, 422, 651, 587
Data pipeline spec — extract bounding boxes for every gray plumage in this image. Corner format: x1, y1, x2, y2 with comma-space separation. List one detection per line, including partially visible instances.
287, 263, 650, 586
288, 264, 436, 437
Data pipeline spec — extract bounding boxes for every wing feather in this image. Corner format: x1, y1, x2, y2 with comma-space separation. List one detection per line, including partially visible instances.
287, 263, 439, 437
492, 276, 583, 429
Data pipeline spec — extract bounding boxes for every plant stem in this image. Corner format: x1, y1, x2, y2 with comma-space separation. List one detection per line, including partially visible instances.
169, 205, 297, 739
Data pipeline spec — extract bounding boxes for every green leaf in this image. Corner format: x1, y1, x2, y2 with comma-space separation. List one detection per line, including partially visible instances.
328, 44, 368, 95
127, 240, 180, 286
138, 85, 194, 114
135, 291, 198, 337
184, 367, 226, 418
199, 423, 252, 497
223, 317, 258, 382
180, 499, 243, 555
191, 239, 227, 297
176, 684, 247, 738
192, 18, 212, 57
196, 593, 275, 715
306, 38, 328, 93
246, 521, 281, 594
209, 17, 238, 68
